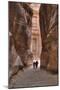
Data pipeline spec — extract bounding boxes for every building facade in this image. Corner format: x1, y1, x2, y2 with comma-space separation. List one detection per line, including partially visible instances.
30, 4, 42, 61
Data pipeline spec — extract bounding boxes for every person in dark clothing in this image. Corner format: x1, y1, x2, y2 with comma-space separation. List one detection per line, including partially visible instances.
33, 61, 38, 69
36, 61, 38, 69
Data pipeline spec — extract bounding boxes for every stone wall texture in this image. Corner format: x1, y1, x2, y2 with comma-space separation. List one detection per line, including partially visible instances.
9, 2, 33, 71
39, 4, 58, 73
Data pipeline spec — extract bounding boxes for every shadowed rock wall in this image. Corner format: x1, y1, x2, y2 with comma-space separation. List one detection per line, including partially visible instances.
9, 2, 33, 70
39, 4, 58, 73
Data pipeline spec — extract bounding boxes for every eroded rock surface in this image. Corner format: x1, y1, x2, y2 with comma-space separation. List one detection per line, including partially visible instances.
39, 4, 58, 73
9, 2, 33, 81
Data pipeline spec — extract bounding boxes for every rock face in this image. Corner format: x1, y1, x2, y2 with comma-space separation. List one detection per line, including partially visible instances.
39, 4, 58, 73
9, 2, 33, 73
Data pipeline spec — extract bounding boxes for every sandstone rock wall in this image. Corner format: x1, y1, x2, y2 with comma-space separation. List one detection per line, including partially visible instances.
39, 4, 58, 73
9, 2, 33, 70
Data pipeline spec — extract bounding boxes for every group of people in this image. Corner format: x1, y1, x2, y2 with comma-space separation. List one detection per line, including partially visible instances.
33, 61, 38, 69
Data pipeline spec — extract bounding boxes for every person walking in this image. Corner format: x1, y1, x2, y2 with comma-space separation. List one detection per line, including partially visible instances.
36, 61, 38, 69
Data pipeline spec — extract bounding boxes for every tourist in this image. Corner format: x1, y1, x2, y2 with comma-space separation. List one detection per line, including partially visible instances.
36, 61, 38, 69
